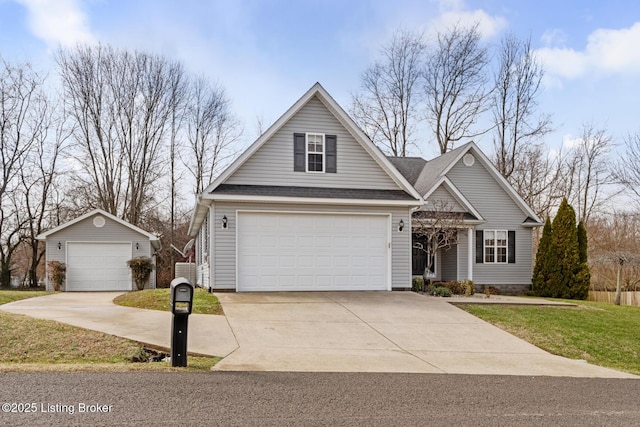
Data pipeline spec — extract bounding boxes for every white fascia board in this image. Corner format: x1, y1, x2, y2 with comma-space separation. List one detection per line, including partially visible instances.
37, 208, 159, 242
313, 86, 424, 201
422, 176, 484, 222
205, 193, 421, 207
440, 142, 542, 224
201, 83, 325, 196
201, 83, 423, 202
187, 197, 212, 237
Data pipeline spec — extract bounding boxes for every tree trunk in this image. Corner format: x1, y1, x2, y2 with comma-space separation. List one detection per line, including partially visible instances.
615, 263, 622, 305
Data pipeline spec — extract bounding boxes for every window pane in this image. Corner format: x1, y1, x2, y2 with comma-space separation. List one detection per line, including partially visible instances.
485, 247, 495, 263
308, 154, 323, 171
497, 247, 507, 263
308, 142, 314, 152
496, 231, 507, 246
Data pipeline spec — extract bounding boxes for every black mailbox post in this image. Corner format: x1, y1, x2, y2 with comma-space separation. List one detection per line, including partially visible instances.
170, 277, 194, 367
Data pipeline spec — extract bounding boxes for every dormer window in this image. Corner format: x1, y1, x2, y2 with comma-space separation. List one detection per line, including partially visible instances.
306, 133, 325, 172
294, 133, 337, 173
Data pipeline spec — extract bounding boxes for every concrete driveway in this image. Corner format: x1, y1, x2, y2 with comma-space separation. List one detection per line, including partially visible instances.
1, 291, 635, 377
214, 292, 635, 377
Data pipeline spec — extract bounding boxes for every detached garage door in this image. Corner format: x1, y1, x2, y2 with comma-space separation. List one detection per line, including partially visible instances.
66, 243, 132, 291
237, 212, 389, 292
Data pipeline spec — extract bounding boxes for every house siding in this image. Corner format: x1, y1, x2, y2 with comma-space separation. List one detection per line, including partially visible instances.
43, 213, 155, 290
225, 96, 400, 190
427, 186, 465, 212
446, 155, 533, 291
209, 201, 412, 291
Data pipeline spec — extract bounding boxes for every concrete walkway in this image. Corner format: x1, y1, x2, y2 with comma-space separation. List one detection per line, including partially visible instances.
1, 291, 636, 378
0, 292, 238, 357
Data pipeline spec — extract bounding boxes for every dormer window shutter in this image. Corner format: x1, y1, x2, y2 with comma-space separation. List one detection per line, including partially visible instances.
293, 133, 305, 172
326, 135, 337, 173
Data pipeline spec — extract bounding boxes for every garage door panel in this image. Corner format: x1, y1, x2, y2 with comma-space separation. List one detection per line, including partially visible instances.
67, 243, 132, 291
237, 212, 389, 292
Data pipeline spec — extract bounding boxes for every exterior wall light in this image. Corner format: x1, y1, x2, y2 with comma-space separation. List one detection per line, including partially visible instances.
222, 215, 228, 229
398, 219, 404, 232
57, 242, 62, 250
135, 242, 140, 251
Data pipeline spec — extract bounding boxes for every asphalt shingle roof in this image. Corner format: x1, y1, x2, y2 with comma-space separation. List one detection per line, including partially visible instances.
211, 184, 417, 200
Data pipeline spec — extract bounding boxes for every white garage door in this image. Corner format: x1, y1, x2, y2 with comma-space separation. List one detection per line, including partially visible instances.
237, 212, 389, 292
66, 243, 132, 291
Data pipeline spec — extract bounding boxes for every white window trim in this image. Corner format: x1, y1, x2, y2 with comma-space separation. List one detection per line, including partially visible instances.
483, 229, 508, 264
305, 132, 325, 173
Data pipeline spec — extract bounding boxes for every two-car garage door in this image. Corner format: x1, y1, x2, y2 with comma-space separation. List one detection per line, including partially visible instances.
66, 242, 132, 291
237, 212, 390, 292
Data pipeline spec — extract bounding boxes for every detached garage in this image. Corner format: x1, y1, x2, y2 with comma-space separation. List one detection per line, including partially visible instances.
37, 209, 161, 291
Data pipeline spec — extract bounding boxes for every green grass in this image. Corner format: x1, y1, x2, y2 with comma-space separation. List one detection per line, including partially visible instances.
0, 290, 219, 372
113, 288, 223, 315
461, 300, 640, 375
0, 290, 51, 305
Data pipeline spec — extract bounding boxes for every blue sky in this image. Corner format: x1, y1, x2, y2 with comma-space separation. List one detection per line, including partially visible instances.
2, 0, 640, 159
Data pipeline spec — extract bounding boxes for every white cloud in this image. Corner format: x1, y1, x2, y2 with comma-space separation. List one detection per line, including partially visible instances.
16, 0, 94, 47
562, 134, 583, 149
536, 22, 640, 82
433, 8, 507, 40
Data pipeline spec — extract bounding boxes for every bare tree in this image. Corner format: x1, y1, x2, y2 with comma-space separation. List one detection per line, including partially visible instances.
20, 107, 71, 287
613, 132, 640, 206
351, 29, 425, 156
57, 44, 185, 226
412, 200, 465, 281
183, 77, 242, 195
508, 143, 566, 220
0, 58, 47, 287
492, 33, 552, 180
565, 123, 612, 224
424, 23, 491, 154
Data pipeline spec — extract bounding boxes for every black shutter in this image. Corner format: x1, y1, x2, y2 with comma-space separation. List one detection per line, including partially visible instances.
475, 230, 484, 263
326, 135, 337, 173
293, 133, 306, 172
508, 230, 516, 264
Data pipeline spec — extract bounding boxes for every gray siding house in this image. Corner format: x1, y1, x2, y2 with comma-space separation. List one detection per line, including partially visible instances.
188, 83, 423, 292
189, 83, 542, 294
37, 209, 161, 291
390, 142, 543, 294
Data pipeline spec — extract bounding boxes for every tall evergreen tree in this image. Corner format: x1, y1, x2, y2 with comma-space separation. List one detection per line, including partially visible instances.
577, 221, 588, 264
574, 220, 591, 299
550, 198, 580, 298
532, 217, 553, 296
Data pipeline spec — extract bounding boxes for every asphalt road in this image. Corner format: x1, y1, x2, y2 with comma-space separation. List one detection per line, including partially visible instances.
1, 372, 639, 426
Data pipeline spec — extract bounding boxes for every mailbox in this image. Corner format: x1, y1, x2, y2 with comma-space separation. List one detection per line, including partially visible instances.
170, 277, 193, 367
170, 277, 194, 315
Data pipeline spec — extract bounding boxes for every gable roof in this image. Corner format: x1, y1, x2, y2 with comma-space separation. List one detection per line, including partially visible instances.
37, 209, 161, 249
423, 176, 484, 223
391, 142, 542, 226
189, 83, 423, 235
201, 83, 421, 200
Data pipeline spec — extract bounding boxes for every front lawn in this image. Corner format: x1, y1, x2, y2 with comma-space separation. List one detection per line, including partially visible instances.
113, 288, 223, 315
461, 300, 640, 375
0, 290, 219, 371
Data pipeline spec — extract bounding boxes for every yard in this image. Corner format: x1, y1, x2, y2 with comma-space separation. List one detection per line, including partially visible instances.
0, 290, 219, 372
461, 300, 640, 375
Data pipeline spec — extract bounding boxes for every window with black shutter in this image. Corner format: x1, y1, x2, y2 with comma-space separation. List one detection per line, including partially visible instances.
293, 133, 337, 173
